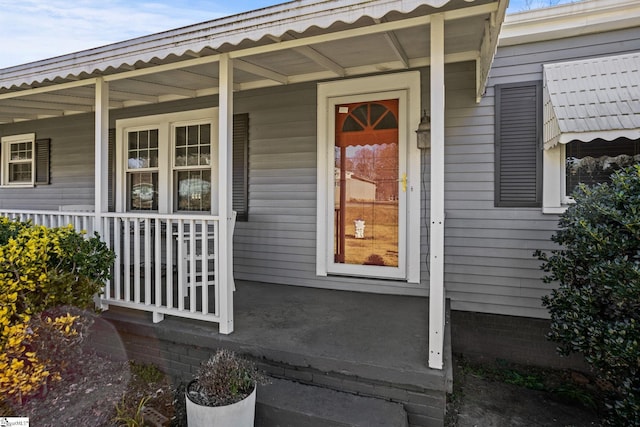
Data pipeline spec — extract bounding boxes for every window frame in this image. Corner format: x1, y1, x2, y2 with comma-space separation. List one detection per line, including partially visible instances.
544, 138, 640, 214
125, 127, 160, 211
171, 120, 214, 213
316, 72, 421, 283
1, 133, 36, 188
115, 108, 218, 215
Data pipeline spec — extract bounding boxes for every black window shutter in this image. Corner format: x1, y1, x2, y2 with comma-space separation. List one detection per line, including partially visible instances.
233, 113, 249, 221
35, 138, 51, 185
108, 128, 115, 212
494, 82, 542, 207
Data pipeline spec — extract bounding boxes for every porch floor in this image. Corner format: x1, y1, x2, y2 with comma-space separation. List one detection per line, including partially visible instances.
101, 280, 451, 391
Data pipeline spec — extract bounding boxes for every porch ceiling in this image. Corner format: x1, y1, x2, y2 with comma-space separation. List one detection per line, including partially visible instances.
0, 0, 506, 124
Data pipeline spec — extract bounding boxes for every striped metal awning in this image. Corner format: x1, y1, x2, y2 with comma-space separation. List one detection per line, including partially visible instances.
543, 52, 640, 149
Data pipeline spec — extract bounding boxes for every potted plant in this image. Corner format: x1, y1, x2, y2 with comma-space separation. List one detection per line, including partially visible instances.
185, 349, 264, 427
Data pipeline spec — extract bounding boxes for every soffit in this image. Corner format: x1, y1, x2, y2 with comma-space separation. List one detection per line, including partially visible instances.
543, 52, 640, 149
0, 0, 504, 124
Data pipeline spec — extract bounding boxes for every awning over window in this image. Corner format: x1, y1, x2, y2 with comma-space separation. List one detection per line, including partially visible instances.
543, 52, 640, 149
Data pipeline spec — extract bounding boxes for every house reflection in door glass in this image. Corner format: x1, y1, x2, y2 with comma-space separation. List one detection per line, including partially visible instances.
334, 99, 399, 267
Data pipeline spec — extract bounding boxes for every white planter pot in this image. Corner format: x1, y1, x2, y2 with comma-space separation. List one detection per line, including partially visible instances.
185, 383, 256, 427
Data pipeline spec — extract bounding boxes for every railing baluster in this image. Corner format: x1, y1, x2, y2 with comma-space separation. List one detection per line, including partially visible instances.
123, 218, 131, 302
114, 218, 122, 301
166, 218, 173, 309
102, 217, 112, 301
202, 220, 209, 316
189, 219, 197, 313
214, 220, 220, 317
133, 219, 141, 304
155, 218, 162, 308
144, 218, 151, 305
177, 219, 184, 311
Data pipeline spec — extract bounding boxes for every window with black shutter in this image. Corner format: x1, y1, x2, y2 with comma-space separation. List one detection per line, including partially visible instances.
494, 81, 542, 207
109, 114, 249, 216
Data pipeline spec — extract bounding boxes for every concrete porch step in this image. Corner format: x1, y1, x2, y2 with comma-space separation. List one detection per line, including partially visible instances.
256, 378, 408, 427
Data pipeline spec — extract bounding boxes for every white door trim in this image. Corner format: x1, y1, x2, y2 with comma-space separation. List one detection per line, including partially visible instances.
316, 71, 421, 283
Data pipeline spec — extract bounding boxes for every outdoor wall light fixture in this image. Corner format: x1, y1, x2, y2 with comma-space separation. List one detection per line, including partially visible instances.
415, 110, 431, 149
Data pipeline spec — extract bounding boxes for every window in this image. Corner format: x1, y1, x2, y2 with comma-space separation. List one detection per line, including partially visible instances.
115, 109, 249, 216
542, 137, 640, 211
126, 129, 159, 211
173, 123, 212, 212
494, 82, 541, 207
565, 138, 640, 196
117, 110, 216, 214
1, 133, 36, 187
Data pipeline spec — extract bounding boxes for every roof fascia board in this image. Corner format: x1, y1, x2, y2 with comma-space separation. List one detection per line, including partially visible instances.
102, 54, 221, 82
1, 0, 454, 89
229, 3, 497, 59
477, 0, 508, 101
0, 47, 479, 104
0, 2, 497, 99
0, 79, 97, 101
3, 0, 497, 91
499, 0, 640, 46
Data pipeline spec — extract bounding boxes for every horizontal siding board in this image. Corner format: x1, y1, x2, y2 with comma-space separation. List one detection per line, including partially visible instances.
447, 282, 550, 299
446, 272, 549, 289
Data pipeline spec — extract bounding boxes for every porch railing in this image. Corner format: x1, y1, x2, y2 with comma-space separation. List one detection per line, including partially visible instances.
0, 209, 225, 325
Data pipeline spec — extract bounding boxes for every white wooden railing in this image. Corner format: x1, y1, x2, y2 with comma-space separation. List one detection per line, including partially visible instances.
0, 209, 225, 325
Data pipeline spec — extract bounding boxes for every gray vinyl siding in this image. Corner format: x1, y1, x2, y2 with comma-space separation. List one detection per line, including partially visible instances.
0, 115, 96, 210
445, 26, 640, 318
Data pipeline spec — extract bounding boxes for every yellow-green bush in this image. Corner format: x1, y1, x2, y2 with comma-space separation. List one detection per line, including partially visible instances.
0, 217, 114, 404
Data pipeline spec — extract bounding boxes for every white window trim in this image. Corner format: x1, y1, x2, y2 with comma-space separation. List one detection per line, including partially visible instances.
542, 144, 569, 214
316, 71, 421, 283
1, 133, 36, 188
115, 108, 218, 214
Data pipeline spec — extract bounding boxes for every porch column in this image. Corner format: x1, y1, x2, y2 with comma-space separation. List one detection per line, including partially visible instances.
428, 13, 446, 370
217, 54, 234, 334
94, 78, 109, 235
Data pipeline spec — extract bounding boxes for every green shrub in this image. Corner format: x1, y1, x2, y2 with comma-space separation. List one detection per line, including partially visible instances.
0, 218, 114, 403
0, 218, 115, 324
536, 165, 640, 425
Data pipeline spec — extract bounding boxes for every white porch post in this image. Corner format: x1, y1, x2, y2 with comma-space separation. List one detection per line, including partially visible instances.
428, 13, 446, 370
218, 54, 234, 334
94, 78, 109, 235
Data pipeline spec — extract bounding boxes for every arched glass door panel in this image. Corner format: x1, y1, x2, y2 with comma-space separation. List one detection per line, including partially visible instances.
334, 99, 399, 267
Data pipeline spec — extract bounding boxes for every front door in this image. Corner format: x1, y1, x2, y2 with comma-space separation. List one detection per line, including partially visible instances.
329, 95, 406, 279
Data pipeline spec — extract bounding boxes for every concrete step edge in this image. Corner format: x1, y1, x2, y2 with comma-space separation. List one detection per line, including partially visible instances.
256, 377, 408, 427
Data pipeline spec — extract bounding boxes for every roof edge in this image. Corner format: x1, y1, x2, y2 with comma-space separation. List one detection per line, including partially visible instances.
499, 0, 640, 47
0, 0, 454, 91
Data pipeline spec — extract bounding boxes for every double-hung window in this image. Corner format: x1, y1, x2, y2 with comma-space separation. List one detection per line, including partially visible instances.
173, 123, 212, 212
126, 129, 159, 211
1, 133, 36, 187
116, 109, 217, 215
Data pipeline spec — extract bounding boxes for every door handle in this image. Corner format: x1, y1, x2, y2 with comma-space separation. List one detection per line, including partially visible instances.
401, 173, 407, 192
